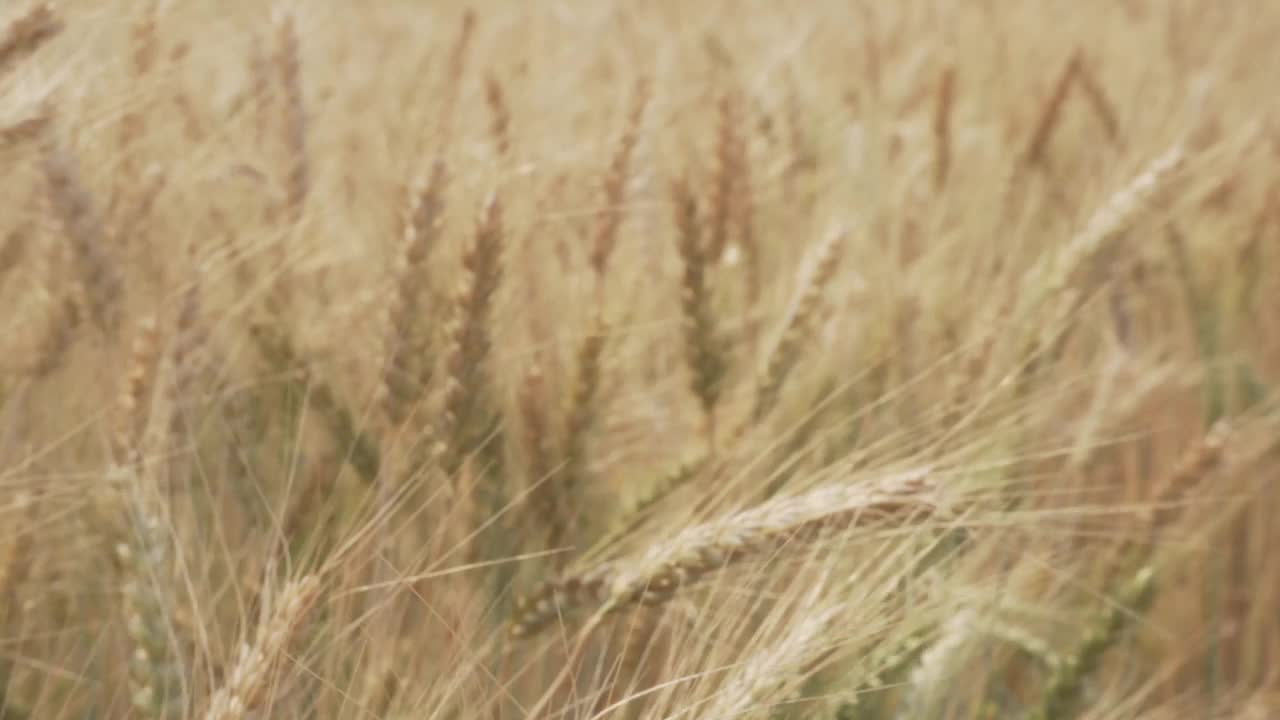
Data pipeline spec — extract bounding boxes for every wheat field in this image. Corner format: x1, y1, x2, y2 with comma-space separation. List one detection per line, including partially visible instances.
1, 0, 1278, 718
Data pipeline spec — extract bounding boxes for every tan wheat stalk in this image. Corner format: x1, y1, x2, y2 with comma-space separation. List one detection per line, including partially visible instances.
434, 193, 504, 475
40, 133, 124, 335
434, 9, 477, 147
117, 0, 158, 182
251, 323, 382, 484
379, 159, 448, 435
114, 316, 162, 466
1134, 419, 1233, 548
109, 165, 167, 253
1073, 56, 1122, 146
672, 176, 727, 451
589, 76, 650, 279
201, 574, 321, 720
518, 362, 556, 521
106, 314, 187, 719
1036, 142, 1186, 309
748, 227, 845, 425
1023, 51, 1080, 166
275, 11, 308, 222
248, 34, 272, 148
163, 262, 207, 488
0, 492, 34, 714
484, 71, 512, 162
551, 311, 608, 549
511, 468, 939, 637
0, 2, 63, 77
933, 65, 955, 190
707, 90, 741, 264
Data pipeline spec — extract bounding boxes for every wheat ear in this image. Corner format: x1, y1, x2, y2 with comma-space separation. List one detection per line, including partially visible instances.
749, 227, 845, 425
512, 468, 939, 637
434, 193, 504, 475
672, 175, 727, 451
379, 159, 448, 434
201, 575, 321, 720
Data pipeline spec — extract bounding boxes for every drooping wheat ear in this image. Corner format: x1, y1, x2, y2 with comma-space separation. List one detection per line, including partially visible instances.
933, 65, 955, 190
589, 76, 650, 279
671, 176, 727, 449
0, 2, 63, 77
484, 71, 512, 162
1029, 566, 1156, 720
275, 10, 308, 223
551, 311, 608, 549
511, 468, 939, 637
1023, 51, 1080, 166
1040, 143, 1186, 303
116, 470, 185, 719
380, 159, 448, 434
201, 574, 321, 720
707, 90, 741, 264
41, 133, 124, 335
115, 316, 162, 467
749, 227, 845, 425
434, 193, 504, 475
